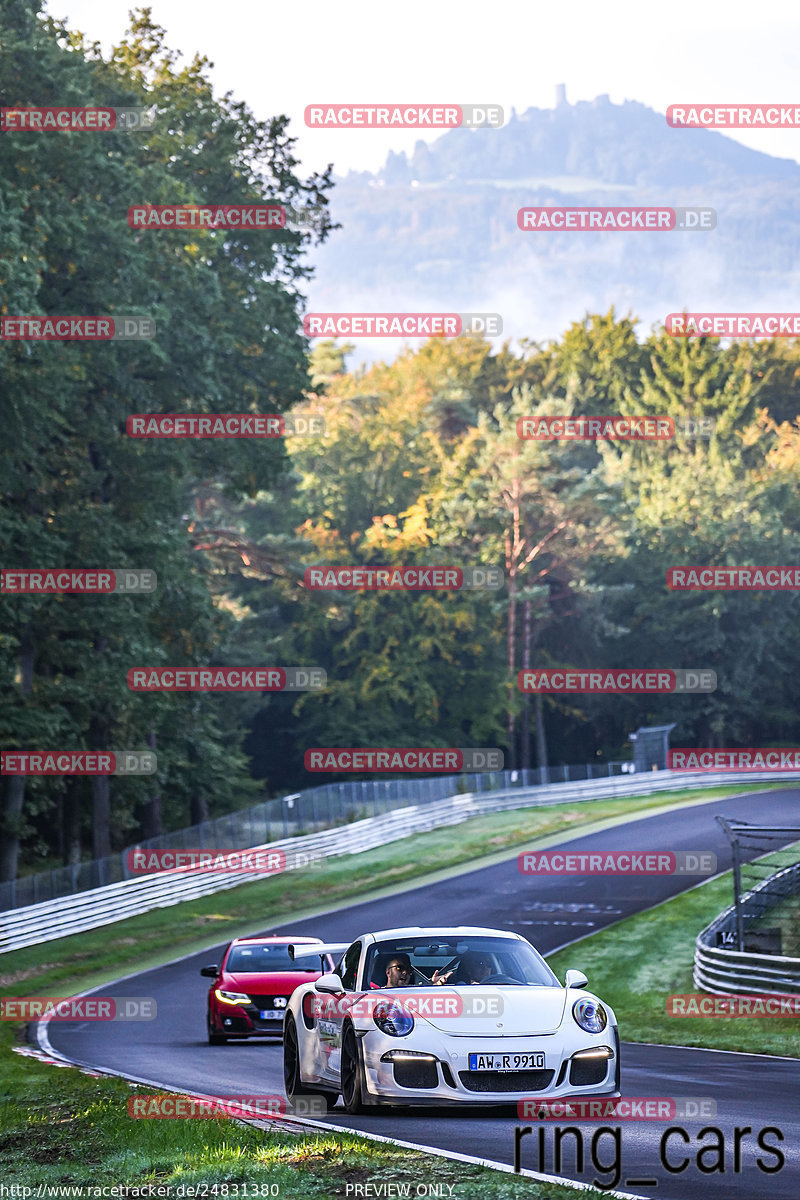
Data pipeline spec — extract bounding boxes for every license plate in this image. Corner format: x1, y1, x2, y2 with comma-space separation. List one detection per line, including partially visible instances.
468, 1052, 545, 1071
259, 1009, 282, 1020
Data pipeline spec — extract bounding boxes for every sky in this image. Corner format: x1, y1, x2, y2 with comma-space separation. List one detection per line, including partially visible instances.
44, 0, 800, 178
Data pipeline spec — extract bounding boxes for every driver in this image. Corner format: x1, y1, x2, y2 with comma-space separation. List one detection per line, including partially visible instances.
462, 953, 493, 983
433, 951, 493, 985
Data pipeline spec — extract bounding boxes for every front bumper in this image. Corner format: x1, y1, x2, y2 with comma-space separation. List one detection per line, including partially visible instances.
361, 1033, 619, 1105
212, 1007, 286, 1038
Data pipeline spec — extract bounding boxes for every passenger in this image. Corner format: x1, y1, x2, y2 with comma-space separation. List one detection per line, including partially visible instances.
383, 954, 414, 987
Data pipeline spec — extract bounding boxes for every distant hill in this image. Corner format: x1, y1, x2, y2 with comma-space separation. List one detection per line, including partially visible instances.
305, 93, 800, 358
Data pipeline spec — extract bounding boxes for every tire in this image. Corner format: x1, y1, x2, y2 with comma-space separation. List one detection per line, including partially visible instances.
341, 1021, 369, 1114
207, 1013, 227, 1045
283, 1015, 330, 1111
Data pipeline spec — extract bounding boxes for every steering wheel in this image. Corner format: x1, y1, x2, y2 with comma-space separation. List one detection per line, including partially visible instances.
480, 973, 521, 985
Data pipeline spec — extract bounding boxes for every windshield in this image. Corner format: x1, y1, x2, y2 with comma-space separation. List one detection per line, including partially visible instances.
226, 943, 319, 973
364, 936, 559, 989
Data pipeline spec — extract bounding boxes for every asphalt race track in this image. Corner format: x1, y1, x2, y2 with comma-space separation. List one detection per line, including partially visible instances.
45, 788, 800, 1199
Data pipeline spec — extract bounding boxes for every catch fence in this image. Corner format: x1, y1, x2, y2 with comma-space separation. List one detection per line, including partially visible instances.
695, 817, 800, 994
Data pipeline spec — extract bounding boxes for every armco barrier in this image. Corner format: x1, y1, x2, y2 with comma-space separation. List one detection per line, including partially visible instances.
2, 770, 797, 954
694, 861, 800, 995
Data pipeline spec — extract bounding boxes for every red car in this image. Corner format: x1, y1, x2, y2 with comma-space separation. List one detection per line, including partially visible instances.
202, 935, 335, 1044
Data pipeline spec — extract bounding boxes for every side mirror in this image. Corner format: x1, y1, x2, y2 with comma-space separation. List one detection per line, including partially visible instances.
565, 969, 588, 990
315, 972, 344, 994
200, 965, 219, 978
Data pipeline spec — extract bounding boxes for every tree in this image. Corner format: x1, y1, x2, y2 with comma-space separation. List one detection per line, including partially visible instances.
527, 309, 648, 413
427, 386, 620, 768
0, 3, 333, 877
595, 329, 800, 752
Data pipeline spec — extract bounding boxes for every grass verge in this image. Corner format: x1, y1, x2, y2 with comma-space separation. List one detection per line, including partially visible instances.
0, 1035, 595, 1196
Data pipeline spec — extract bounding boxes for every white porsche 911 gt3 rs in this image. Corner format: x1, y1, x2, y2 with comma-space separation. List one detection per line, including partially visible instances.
283, 926, 620, 1112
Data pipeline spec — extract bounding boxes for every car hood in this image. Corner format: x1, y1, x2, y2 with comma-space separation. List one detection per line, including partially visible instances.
414, 986, 568, 1035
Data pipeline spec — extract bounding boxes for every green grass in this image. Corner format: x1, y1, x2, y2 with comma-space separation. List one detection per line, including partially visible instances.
546, 867, 800, 1058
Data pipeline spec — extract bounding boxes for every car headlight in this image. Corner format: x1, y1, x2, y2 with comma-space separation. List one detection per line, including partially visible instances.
373, 999, 414, 1037
215, 989, 251, 1006
572, 997, 607, 1033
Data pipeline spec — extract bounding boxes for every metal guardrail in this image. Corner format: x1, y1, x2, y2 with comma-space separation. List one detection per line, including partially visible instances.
694, 939, 800, 995
694, 860, 800, 995
3, 768, 798, 955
